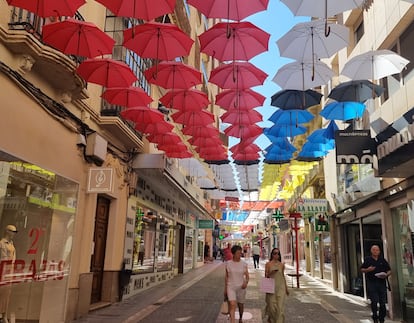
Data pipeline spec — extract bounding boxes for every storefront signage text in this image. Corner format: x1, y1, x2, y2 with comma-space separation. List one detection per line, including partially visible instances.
377, 123, 414, 160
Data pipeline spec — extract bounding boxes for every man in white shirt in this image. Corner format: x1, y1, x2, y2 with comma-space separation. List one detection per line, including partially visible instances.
252, 243, 261, 269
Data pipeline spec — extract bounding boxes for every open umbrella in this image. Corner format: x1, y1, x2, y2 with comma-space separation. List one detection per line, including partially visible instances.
199, 21, 270, 62
271, 89, 322, 110
265, 141, 297, 154
189, 136, 222, 147
307, 129, 335, 144
76, 58, 137, 87
94, 0, 176, 20
341, 49, 410, 80
264, 124, 307, 138
220, 109, 262, 125
120, 106, 166, 124
42, 18, 115, 58
165, 150, 193, 159
269, 109, 314, 125
230, 142, 261, 154
146, 132, 182, 145
216, 89, 266, 109
101, 87, 153, 108
123, 22, 194, 61
187, 0, 269, 21
280, 0, 364, 36
6, 0, 85, 17
232, 151, 260, 161
144, 62, 202, 89
160, 89, 209, 111
328, 79, 384, 102
182, 125, 219, 137
136, 120, 174, 134
171, 110, 215, 126
224, 124, 262, 139
272, 60, 334, 90
209, 62, 268, 89
320, 101, 366, 121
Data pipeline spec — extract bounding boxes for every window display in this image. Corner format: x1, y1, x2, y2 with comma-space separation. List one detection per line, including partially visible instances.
0, 154, 78, 322
157, 216, 174, 272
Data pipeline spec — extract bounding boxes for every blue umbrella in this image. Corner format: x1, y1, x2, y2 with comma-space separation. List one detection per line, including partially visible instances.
269, 109, 314, 125
320, 101, 366, 121
324, 120, 339, 139
301, 141, 334, 152
264, 124, 307, 138
264, 150, 294, 164
307, 129, 334, 144
265, 141, 297, 154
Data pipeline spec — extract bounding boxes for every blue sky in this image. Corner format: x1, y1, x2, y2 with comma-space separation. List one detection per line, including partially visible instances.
236, 1, 310, 149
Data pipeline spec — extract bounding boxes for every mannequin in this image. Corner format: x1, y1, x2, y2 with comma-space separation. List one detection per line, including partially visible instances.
0, 225, 17, 323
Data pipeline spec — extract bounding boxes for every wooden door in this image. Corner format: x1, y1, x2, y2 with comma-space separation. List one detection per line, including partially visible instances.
90, 196, 110, 303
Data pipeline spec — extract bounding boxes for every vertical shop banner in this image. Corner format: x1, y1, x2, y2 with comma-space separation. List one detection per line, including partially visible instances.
335, 130, 377, 164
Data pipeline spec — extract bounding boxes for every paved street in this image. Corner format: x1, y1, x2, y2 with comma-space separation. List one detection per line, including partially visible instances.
73, 260, 402, 323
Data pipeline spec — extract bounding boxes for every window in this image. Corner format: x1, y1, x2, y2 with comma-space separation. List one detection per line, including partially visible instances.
354, 20, 364, 45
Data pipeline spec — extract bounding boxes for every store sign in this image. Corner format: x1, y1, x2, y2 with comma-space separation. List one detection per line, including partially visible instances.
296, 198, 328, 219
87, 167, 113, 193
335, 130, 377, 165
198, 219, 214, 229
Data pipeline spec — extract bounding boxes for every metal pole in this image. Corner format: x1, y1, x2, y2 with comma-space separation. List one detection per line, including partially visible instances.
294, 217, 300, 288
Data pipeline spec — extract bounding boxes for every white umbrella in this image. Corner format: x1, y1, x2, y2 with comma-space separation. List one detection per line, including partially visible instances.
280, 0, 364, 36
272, 60, 334, 90
341, 49, 410, 80
277, 20, 349, 61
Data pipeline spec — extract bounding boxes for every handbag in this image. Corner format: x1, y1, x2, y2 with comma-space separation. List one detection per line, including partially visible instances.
220, 298, 229, 315
260, 277, 275, 294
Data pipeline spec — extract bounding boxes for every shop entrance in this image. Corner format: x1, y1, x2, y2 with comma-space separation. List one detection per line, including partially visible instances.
90, 196, 110, 303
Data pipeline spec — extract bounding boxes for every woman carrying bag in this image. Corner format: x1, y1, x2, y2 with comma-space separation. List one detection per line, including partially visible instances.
264, 248, 289, 323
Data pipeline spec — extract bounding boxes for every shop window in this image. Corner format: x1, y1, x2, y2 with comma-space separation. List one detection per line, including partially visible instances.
157, 217, 174, 272
0, 152, 78, 322
184, 229, 194, 270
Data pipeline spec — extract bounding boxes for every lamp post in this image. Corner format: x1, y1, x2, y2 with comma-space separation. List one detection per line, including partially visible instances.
289, 212, 302, 288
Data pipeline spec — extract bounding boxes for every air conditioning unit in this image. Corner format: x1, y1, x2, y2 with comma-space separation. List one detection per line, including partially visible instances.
85, 133, 107, 166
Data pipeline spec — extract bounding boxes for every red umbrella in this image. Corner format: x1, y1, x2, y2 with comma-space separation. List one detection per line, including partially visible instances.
144, 62, 202, 89
210, 62, 268, 89
196, 145, 226, 155
189, 136, 222, 147
187, 0, 269, 21
220, 109, 262, 125
160, 89, 209, 111
121, 107, 165, 124
232, 151, 260, 161
216, 89, 265, 109
158, 142, 188, 152
102, 87, 152, 108
136, 120, 174, 134
182, 125, 219, 137
171, 110, 215, 126
224, 124, 262, 138
94, 0, 176, 20
230, 143, 261, 154
165, 150, 193, 159
123, 22, 194, 61
146, 132, 182, 145
199, 21, 270, 62
6, 0, 85, 17
76, 58, 137, 87
42, 18, 115, 58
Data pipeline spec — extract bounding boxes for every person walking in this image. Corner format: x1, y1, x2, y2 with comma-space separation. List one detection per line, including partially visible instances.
224, 245, 249, 323
223, 243, 233, 262
360, 244, 391, 323
264, 248, 289, 323
252, 243, 261, 269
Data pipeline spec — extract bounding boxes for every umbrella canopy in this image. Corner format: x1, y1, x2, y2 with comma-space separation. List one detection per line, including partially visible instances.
269, 109, 314, 125
160, 89, 209, 111
189, 136, 222, 147
94, 0, 176, 20
232, 151, 260, 161
224, 124, 262, 139
6, 0, 85, 17
171, 110, 215, 126
307, 129, 335, 144
220, 109, 263, 125
270, 89, 322, 110
136, 120, 174, 134
182, 125, 220, 137
199, 21, 270, 62
157, 142, 188, 152
265, 141, 297, 154
76, 58, 137, 87
320, 101, 366, 121
209, 62, 268, 89
101, 87, 153, 108
341, 49, 410, 80
328, 80, 384, 102
230, 143, 261, 154
277, 20, 349, 61
264, 124, 307, 138
120, 106, 165, 124
123, 22, 194, 61
165, 150, 193, 159
42, 18, 115, 58
216, 89, 266, 109
146, 132, 182, 145
263, 148, 294, 164
144, 62, 202, 89
187, 0, 269, 21
272, 60, 334, 90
